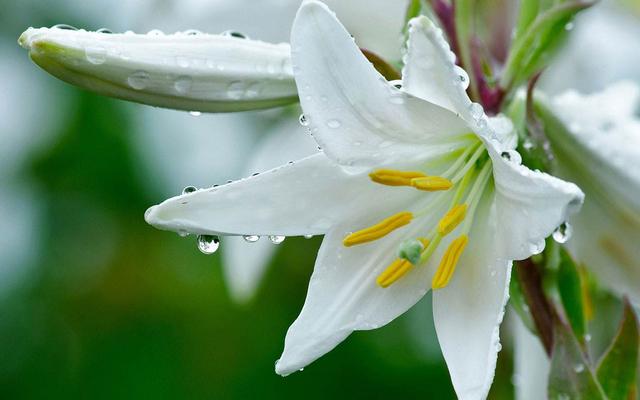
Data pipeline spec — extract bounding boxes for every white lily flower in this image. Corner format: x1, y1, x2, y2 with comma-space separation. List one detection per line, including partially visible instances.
545, 81, 640, 304
18, 27, 297, 112
145, 2, 584, 398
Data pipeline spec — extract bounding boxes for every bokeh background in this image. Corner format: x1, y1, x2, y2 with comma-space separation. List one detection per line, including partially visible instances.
1, 0, 638, 399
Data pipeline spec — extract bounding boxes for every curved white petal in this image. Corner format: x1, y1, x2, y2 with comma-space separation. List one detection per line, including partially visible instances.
221, 116, 318, 302
275, 209, 449, 375
512, 312, 550, 400
402, 16, 471, 116
549, 82, 640, 303
489, 144, 584, 260
433, 196, 511, 400
19, 27, 297, 112
290, 1, 469, 170
145, 153, 420, 236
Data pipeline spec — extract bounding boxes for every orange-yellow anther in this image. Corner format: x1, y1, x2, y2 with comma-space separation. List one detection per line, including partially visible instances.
377, 258, 413, 288
437, 204, 468, 236
432, 235, 468, 289
411, 176, 453, 191
369, 169, 427, 186
343, 211, 413, 247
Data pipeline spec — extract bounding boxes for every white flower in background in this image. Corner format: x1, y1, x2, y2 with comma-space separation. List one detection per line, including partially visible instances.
547, 82, 640, 304
145, 2, 583, 398
541, 1, 640, 94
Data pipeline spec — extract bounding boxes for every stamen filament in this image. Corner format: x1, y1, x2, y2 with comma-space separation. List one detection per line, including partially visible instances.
440, 142, 481, 179
460, 161, 493, 234
451, 145, 487, 183
432, 235, 469, 289
343, 211, 413, 247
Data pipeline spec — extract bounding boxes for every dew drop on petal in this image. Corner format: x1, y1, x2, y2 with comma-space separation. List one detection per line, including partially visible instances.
85, 45, 107, 64
304, 234, 314, 239
501, 150, 522, 164
178, 229, 189, 237
97, 28, 113, 34
453, 66, 470, 90
565, 22, 574, 31
52, 24, 78, 30
197, 235, 220, 254
222, 30, 247, 39
269, 235, 285, 244
326, 119, 341, 129
389, 80, 403, 89
182, 186, 197, 194
227, 81, 245, 99
299, 114, 310, 126
469, 102, 484, 119
573, 363, 584, 373
127, 70, 150, 90
189, 111, 202, 117
174, 76, 193, 94
147, 29, 165, 36
552, 222, 573, 244
243, 235, 260, 243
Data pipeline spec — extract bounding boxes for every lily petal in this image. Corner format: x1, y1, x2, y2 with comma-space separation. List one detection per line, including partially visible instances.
489, 145, 584, 260
18, 27, 298, 112
145, 153, 420, 237
275, 210, 447, 375
432, 196, 511, 400
402, 16, 471, 117
290, 1, 469, 170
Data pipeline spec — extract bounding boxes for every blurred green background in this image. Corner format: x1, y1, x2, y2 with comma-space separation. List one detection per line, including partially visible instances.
1, 0, 638, 399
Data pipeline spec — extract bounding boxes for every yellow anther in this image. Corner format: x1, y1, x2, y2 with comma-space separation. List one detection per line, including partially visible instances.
343, 211, 413, 247
369, 169, 427, 187
411, 176, 453, 191
432, 235, 468, 289
377, 258, 413, 288
437, 204, 468, 236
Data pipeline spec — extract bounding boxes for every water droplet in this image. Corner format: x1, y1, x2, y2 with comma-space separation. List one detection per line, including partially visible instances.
303, 234, 314, 239
176, 56, 190, 68
326, 119, 341, 129
184, 29, 202, 36
454, 66, 470, 90
501, 150, 522, 164
174, 76, 193, 94
565, 22, 574, 31
299, 114, 310, 126
469, 103, 484, 119
85, 45, 107, 64
227, 81, 245, 99
574, 363, 584, 373
52, 24, 78, 30
221, 30, 247, 39
97, 28, 113, 34
523, 139, 535, 150
127, 70, 150, 90
178, 229, 189, 237
182, 186, 197, 194
245, 82, 262, 98
243, 235, 260, 243
552, 222, 573, 244
147, 29, 164, 36
269, 235, 285, 244
197, 235, 220, 254
501, 151, 511, 161
189, 111, 202, 117
495, 343, 502, 352
585, 334, 592, 342
389, 80, 403, 89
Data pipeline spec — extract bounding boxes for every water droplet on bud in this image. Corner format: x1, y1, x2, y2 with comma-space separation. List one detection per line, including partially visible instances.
269, 235, 285, 244
182, 186, 197, 194
552, 222, 572, 244
243, 235, 260, 243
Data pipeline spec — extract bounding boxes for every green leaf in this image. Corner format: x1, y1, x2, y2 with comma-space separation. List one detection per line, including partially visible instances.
513, 0, 540, 42
501, 1, 595, 90
548, 322, 606, 399
557, 248, 587, 343
596, 299, 639, 400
